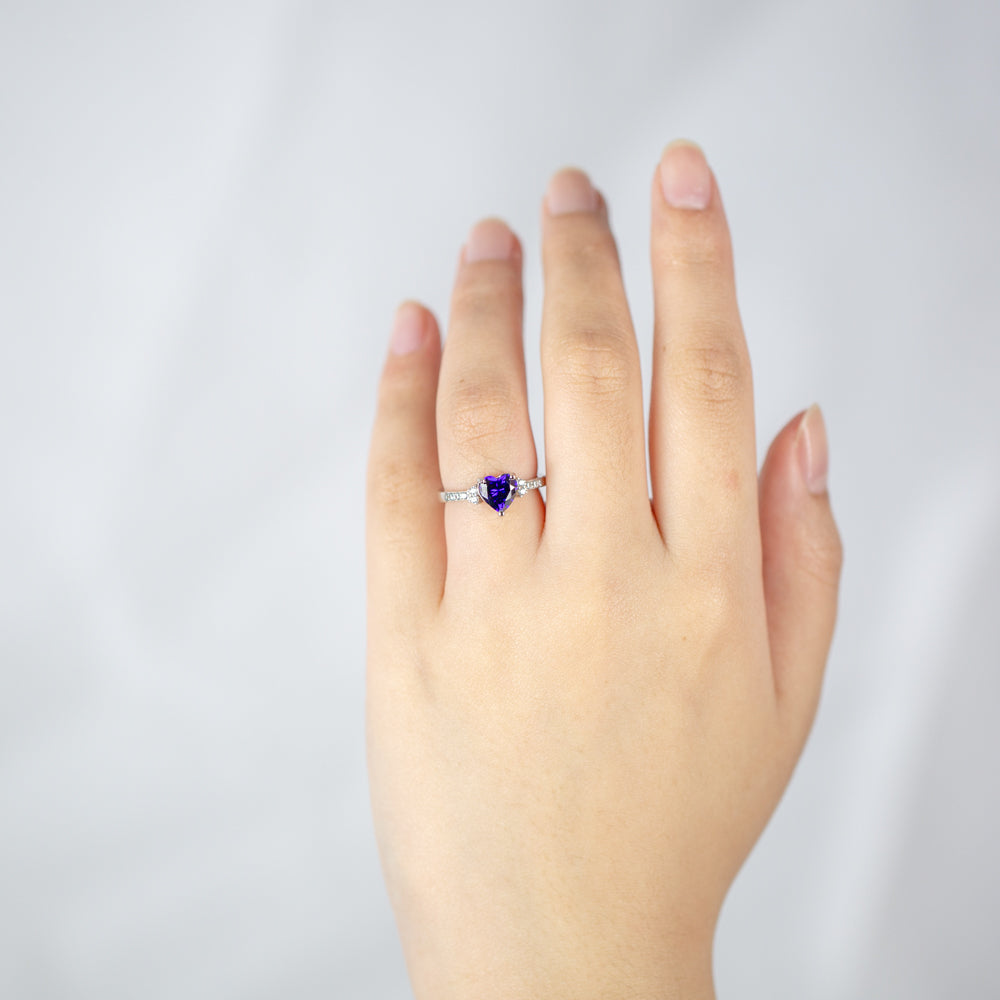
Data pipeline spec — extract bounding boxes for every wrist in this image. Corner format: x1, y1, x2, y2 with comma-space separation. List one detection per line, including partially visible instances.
407, 932, 716, 1000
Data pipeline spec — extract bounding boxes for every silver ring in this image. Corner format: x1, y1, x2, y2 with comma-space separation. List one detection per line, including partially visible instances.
440, 473, 545, 516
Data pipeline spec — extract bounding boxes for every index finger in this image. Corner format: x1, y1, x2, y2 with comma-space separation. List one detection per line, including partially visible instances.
648, 142, 759, 571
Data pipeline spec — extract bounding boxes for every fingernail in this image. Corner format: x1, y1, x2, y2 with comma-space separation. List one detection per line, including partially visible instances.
797, 404, 829, 495
545, 167, 599, 215
659, 140, 713, 210
465, 217, 518, 262
390, 301, 426, 356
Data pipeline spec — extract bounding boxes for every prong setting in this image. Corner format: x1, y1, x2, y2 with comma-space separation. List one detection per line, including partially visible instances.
440, 474, 545, 514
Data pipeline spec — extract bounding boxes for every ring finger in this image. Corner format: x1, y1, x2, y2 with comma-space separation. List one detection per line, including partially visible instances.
436, 217, 542, 586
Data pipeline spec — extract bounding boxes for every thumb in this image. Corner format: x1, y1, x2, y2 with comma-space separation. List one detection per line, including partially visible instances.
759, 404, 844, 750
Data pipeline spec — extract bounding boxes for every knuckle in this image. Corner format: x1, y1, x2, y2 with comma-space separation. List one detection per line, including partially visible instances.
549, 225, 621, 277
661, 228, 731, 273
801, 519, 844, 586
672, 336, 748, 407
671, 534, 749, 619
685, 559, 742, 625
443, 374, 518, 449
451, 274, 521, 325
377, 356, 424, 405
667, 565, 745, 689
567, 545, 651, 616
551, 327, 636, 400
368, 457, 424, 534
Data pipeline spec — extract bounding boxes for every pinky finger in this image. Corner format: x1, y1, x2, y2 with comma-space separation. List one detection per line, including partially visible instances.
366, 301, 446, 627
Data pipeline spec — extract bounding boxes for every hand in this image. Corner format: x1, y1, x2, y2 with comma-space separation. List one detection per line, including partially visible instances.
366, 141, 843, 1000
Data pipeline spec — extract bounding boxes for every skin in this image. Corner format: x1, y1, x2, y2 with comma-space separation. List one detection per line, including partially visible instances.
366, 141, 843, 1000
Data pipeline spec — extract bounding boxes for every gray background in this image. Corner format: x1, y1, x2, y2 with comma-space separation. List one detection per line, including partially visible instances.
2, 1, 999, 997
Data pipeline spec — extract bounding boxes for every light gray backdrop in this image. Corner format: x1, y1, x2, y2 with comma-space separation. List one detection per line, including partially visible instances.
1, 1, 998, 997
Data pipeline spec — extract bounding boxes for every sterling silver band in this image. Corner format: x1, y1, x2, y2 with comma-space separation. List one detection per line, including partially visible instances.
439, 475, 545, 506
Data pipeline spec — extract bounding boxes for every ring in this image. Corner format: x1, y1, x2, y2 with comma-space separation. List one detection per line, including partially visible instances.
439, 473, 545, 516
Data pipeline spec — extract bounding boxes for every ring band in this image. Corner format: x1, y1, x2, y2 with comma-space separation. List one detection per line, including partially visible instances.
440, 473, 545, 516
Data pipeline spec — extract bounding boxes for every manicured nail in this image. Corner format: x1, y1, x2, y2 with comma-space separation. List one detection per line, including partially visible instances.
797, 403, 829, 495
545, 167, 599, 215
390, 301, 426, 356
659, 140, 712, 210
465, 217, 518, 263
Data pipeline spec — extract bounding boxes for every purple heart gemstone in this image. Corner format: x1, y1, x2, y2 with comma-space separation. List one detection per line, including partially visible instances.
479, 474, 517, 515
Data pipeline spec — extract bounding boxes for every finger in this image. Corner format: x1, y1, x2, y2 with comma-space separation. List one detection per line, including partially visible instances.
539, 169, 651, 541
367, 301, 446, 623
759, 405, 844, 750
649, 141, 758, 565
436, 218, 541, 580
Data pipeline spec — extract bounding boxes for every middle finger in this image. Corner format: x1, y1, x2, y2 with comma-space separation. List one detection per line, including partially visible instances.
540, 169, 652, 544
